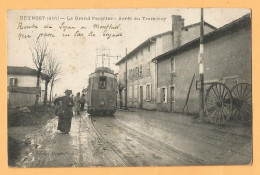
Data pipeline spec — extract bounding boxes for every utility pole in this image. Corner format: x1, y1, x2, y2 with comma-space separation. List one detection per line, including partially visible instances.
199, 8, 205, 120
125, 48, 128, 110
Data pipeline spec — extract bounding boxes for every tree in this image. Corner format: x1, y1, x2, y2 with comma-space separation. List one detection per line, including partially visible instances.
117, 81, 125, 109
43, 54, 62, 106
49, 75, 61, 104
30, 38, 49, 106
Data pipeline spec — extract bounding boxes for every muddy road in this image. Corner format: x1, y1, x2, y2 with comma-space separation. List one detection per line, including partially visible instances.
12, 110, 252, 167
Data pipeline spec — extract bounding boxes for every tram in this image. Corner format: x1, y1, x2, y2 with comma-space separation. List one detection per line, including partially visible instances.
86, 67, 117, 115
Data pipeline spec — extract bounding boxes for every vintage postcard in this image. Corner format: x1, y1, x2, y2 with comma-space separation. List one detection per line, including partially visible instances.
7, 8, 252, 167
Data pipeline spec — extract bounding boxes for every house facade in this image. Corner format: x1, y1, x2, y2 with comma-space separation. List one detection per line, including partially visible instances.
153, 14, 251, 113
116, 15, 216, 110
7, 66, 47, 107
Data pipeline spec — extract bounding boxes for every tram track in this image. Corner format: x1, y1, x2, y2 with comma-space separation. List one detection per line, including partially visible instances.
113, 115, 252, 158
124, 111, 252, 139
88, 115, 129, 166
91, 115, 205, 166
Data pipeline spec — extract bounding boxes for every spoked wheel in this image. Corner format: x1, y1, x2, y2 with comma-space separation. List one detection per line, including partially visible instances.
205, 83, 233, 124
231, 83, 252, 123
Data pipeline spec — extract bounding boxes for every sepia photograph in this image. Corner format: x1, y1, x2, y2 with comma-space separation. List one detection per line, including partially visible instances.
7, 8, 252, 167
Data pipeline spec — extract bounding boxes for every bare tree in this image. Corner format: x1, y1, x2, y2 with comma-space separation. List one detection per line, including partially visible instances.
117, 81, 125, 109
30, 37, 49, 105
49, 75, 61, 104
43, 54, 62, 106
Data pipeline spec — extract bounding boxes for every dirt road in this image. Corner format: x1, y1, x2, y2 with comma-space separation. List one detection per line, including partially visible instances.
11, 110, 251, 167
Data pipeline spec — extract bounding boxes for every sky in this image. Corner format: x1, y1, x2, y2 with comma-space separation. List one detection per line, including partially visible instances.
7, 8, 250, 96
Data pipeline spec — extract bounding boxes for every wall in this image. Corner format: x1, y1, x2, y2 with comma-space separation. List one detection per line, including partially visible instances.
117, 25, 214, 110
7, 74, 47, 102
124, 33, 174, 110
181, 25, 215, 45
7, 74, 37, 87
157, 24, 251, 114
8, 92, 36, 107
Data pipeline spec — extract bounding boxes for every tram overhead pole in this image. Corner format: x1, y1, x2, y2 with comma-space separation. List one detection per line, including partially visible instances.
199, 8, 205, 120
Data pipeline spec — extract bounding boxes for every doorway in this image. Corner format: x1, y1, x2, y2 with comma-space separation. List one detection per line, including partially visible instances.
139, 86, 143, 108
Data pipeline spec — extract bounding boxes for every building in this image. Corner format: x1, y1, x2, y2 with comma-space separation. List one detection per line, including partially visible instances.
152, 14, 251, 113
116, 15, 216, 110
7, 66, 48, 107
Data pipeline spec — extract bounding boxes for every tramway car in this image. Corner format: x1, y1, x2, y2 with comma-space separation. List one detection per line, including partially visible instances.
86, 67, 117, 115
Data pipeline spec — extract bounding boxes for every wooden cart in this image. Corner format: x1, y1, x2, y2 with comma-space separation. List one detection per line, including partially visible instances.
205, 82, 252, 124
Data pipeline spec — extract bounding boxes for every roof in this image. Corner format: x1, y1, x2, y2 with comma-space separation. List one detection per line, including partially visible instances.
115, 31, 173, 65
182, 21, 217, 30
152, 13, 251, 62
8, 86, 40, 94
115, 21, 216, 66
7, 66, 48, 80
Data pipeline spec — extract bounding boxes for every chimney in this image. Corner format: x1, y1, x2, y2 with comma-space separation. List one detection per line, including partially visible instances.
172, 15, 184, 48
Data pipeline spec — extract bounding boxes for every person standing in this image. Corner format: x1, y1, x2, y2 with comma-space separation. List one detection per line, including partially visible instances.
74, 92, 81, 115
80, 94, 86, 111
54, 89, 74, 134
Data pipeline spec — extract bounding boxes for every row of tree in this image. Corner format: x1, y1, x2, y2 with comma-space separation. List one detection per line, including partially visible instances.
30, 37, 62, 106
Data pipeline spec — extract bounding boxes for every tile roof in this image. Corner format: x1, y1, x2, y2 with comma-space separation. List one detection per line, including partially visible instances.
115, 22, 216, 65
7, 66, 48, 80
152, 13, 251, 62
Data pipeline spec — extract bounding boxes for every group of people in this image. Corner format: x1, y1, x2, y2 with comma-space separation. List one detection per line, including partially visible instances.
72, 92, 86, 116
54, 90, 86, 134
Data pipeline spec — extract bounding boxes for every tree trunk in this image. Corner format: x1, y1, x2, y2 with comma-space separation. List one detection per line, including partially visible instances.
35, 67, 42, 106
49, 80, 54, 104
44, 79, 49, 106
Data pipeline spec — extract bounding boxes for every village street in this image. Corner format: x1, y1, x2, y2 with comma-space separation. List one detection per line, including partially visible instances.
10, 109, 252, 167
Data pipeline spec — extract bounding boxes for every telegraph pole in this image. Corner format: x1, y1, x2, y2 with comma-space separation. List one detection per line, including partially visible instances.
199, 8, 205, 120
125, 48, 128, 110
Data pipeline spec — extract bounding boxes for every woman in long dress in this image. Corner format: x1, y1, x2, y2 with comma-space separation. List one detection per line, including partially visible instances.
54, 89, 74, 133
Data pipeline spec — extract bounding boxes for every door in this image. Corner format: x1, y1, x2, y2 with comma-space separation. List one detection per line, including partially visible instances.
139, 86, 143, 108
170, 86, 175, 112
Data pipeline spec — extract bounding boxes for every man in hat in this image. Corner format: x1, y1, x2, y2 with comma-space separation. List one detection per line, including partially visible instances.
54, 89, 74, 134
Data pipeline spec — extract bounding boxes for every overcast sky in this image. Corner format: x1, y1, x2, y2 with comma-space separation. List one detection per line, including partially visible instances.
7, 8, 250, 96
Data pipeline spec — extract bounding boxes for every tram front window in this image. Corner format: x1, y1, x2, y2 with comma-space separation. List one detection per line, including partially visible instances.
99, 76, 107, 89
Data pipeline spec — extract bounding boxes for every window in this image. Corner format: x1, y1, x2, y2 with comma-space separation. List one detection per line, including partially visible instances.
148, 45, 150, 52
136, 54, 138, 59
140, 50, 143, 56
147, 62, 151, 75
170, 57, 175, 73
129, 86, 132, 99
134, 67, 139, 79
134, 85, 138, 98
111, 79, 114, 89
129, 69, 132, 81
9, 78, 17, 86
146, 83, 151, 101
161, 87, 167, 103
99, 76, 107, 89
139, 65, 143, 77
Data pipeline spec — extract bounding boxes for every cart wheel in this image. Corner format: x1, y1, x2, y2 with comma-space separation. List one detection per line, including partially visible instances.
205, 83, 233, 124
231, 83, 252, 123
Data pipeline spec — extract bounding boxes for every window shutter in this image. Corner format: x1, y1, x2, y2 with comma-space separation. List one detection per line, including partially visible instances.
14, 78, 18, 86
143, 85, 146, 101
9, 79, 12, 86
157, 88, 161, 103
150, 84, 152, 100
165, 87, 168, 103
